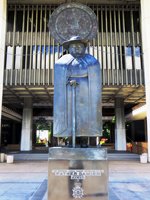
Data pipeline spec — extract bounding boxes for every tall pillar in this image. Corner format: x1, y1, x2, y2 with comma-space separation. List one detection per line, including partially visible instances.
20, 98, 33, 151
144, 118, 147, 141
141, 0, 150, 161
12, 122, 16, 144
115, 97, 126, 150
0, 0, 7, 145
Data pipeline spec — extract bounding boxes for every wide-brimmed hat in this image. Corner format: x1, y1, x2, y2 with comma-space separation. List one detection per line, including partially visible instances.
62, 36, 88, 50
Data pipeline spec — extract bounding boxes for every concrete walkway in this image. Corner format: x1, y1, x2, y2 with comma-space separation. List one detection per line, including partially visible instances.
0, 160, 150, 200
109, 160, 150, 200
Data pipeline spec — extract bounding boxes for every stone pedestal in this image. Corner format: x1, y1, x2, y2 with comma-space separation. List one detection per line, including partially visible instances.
140, 153, 148, 164
0, 153, 5, 162
7, 155, 14, 164
48, 147, 108, 200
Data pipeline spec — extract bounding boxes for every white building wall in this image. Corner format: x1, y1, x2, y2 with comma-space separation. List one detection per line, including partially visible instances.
0, 0, 7, 144
141, 0, 150, 162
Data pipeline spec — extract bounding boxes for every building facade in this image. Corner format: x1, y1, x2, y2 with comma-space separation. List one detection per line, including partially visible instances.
0, 0, 150, 160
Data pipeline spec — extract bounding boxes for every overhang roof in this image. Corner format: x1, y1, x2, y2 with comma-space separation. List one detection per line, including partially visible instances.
3, 85, 145, 109
8, 0, 140, 5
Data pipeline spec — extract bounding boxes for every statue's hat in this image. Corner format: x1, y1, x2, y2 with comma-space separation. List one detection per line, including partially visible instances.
62, 36, 88, 50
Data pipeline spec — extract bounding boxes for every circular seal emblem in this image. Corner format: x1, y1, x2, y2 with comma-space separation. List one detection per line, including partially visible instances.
49, 3, 98, 44
72, 185, 84, 199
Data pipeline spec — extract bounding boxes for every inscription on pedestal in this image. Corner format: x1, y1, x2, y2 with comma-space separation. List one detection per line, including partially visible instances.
52, 169, 105, 198
52, 169, 104, 180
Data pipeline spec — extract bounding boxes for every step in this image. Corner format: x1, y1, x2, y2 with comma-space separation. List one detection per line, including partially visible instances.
10, 152, 140, 161
108, 153, 140, 160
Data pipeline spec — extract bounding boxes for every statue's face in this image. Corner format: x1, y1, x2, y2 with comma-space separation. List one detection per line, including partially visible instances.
69, 42, 86, 58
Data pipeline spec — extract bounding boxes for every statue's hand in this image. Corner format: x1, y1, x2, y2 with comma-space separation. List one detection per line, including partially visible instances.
67, 80, 79, 87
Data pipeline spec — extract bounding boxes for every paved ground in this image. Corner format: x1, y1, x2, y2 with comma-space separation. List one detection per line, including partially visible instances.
0, 160, 150, 200
109, 161, 150, 200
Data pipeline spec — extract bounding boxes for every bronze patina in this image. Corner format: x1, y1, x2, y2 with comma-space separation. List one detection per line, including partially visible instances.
48, 3, 108, 200
49, 3, 102, 142
49, 3, 98, 44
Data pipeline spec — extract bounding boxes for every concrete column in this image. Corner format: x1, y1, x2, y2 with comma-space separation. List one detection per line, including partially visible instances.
131, 123, 135, 141
115, 97, 126, 150
20, 98, 33, 151
144, 118, 147, 142
12, 123, 16, 144
141, 0, 150, 161
0, 0, 7, 145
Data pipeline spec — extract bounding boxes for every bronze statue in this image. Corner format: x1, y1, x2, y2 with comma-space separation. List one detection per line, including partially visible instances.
48, 4, 108, 200
49, 3, 102, 143
54, 36, 102, 138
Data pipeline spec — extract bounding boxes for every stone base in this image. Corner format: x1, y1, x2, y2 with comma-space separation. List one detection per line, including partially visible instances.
48, 147, 108, 200
140, 153, 148, 163
7, 155, 14, 163
0, 153, 5, 163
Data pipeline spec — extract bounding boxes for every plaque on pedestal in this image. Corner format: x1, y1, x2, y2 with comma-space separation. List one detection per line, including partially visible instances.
48, 147, 108, 200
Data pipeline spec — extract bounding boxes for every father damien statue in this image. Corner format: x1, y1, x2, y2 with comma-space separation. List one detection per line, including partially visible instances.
53, 36, 102, 137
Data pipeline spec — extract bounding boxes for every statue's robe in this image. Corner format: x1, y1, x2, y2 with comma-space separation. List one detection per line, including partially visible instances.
53, 54, 102, 137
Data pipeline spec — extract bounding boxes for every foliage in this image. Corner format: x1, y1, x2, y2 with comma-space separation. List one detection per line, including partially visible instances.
35, 118, 51, 130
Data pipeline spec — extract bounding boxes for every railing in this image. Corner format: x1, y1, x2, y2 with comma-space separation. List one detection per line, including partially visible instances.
127, 136, 148, 154
4, 3, 144, 86
4, 69, 53, 85
4, 68, 144, 86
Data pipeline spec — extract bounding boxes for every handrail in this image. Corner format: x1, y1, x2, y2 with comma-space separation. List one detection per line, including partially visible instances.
127, 136, 148, 154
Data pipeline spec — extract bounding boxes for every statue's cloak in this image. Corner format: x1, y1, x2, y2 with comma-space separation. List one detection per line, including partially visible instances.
53, 54, 102, 137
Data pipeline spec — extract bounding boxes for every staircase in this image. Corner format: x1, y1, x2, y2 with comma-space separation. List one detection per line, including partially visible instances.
108, 152, 140, 160
13, 153, 48, 161
10, 150, 140, 161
